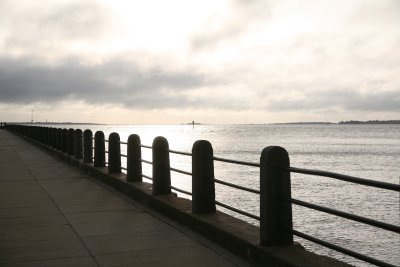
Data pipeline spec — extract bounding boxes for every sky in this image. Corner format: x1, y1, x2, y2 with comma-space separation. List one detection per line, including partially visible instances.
0, 0, 399, 124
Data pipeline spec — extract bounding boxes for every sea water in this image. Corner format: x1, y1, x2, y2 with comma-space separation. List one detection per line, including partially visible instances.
51, 123, 400, 266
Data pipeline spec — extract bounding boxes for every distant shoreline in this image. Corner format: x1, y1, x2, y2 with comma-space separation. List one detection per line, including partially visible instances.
337, 120, 400, 125
4, 120, 400, 126
271, 120, 400, 125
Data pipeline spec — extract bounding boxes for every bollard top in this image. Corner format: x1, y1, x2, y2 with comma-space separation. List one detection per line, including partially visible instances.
153, 136, 169, 148
260, 146, 289, 164
127, 134, 141, 144
109, 132, 120, 141
192, 140, 213, 155
94, 131, 105, 138
83, 129, 92, 135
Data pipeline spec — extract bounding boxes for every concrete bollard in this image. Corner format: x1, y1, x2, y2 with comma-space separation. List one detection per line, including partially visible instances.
192, 140, 216, 214
108, 132, 121, 173
83, 130, 93, 163
260, 146, 293, 246
52, 128, 55, 147
94, 131, 105, 167
152, 136, 171, 195
74, 129, 83, 159
67, 128, 74, 156
127, 134, 142, 182
56, 128, 62, 150
61, 129, 68, 153
47, 127, 51, 146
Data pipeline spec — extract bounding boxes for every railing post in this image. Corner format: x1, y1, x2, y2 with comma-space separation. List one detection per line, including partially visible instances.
94, 131, 105, 167
51, 128, 57, 149
42, 127, 46, 144
46, 127, 51, 146
192, 140, 216, 214
152, 136, 171, 195
61, 129, 68, 153
56, 128, 62, 150
74, 129, 83, 159
127, 134, 142, 182
83, 130, 93, 163
108, 132, 121, 173
260, 146, 293, 246
67, 128, 74, 156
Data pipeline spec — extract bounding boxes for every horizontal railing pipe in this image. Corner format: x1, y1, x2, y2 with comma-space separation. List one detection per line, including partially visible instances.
291, 230, 396, 267
287, 166, 400, 192
291, 198, 400, 233
170, 167, 192, 176
214, 178, 260, 194
169, 149, 192, 156
215, 200, 260, 221
213, 156, 260, 167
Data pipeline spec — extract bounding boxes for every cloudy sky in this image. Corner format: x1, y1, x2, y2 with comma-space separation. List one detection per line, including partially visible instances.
1, 0, 399, 124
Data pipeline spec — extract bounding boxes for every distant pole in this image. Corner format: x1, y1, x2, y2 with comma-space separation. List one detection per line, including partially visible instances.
192, 120, 194, 130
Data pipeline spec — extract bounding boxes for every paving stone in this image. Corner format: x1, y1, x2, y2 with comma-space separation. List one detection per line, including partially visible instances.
0, 239, 89, 263
59, 199, 137, 214
72, 217, 173, 237
0, 215, 68, 228
83, 230, 194, 255
0, 181, 43, 193
0, 224, 77, 247
95, 245, 238, 267
39, 178, 106, 192
0, 257, 98, 267
0, 205, 60, 219
65, 210, 148, 224
0, 195, 53, 209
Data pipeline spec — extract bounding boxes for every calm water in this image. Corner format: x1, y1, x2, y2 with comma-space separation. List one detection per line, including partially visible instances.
51, 124, 400, 266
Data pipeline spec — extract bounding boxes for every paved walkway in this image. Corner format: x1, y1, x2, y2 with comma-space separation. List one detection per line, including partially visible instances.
0, 130, 254, 267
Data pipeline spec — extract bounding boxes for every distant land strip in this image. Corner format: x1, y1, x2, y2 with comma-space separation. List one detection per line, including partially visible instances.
270, 120, 400, 125
338, 120, 400, 124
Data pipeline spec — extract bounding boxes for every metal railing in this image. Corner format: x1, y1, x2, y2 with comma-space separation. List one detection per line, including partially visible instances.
5, 124, 399, 267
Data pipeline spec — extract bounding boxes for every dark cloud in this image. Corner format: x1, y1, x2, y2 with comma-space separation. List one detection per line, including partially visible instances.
0, 57, 215, 109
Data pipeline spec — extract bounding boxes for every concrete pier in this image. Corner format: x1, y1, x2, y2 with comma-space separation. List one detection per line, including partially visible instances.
0, 130, 254, 266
